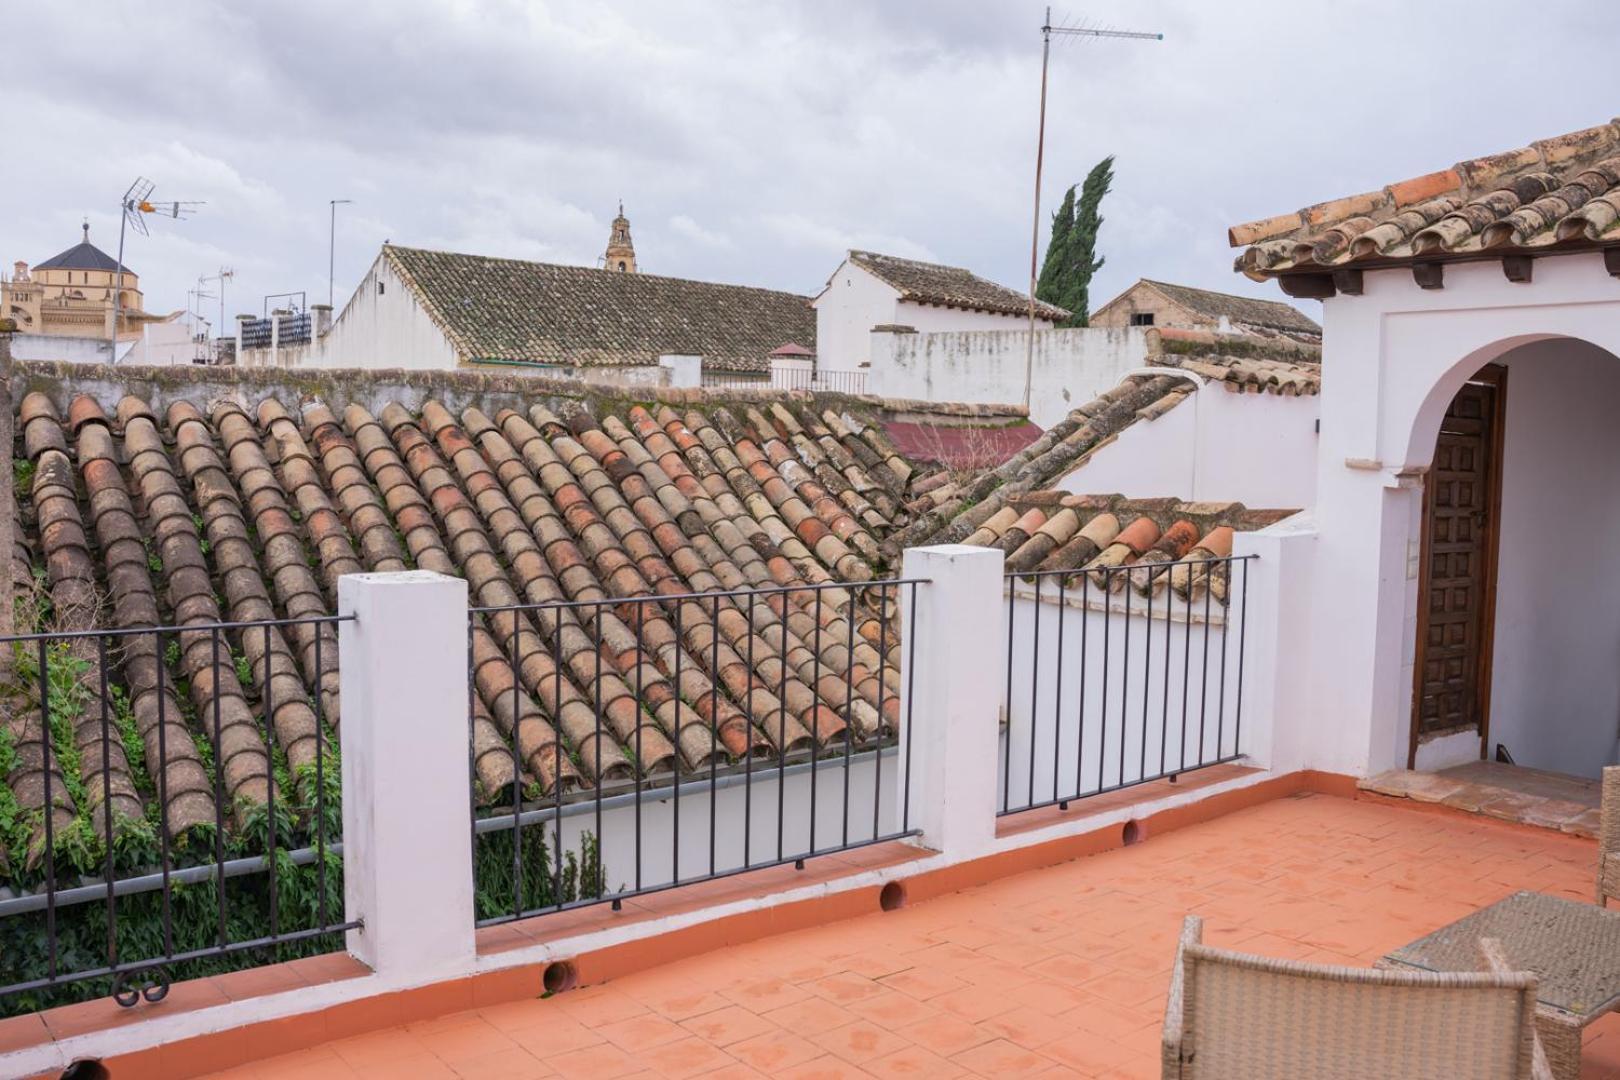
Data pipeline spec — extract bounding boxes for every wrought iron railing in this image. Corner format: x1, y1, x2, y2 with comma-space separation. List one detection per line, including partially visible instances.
0, 614, 354, 1011
468, 577, 920, 926
998, 553, 1254, 817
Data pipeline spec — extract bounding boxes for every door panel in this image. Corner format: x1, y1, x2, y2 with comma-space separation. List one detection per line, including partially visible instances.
1413, 372, 1503, 749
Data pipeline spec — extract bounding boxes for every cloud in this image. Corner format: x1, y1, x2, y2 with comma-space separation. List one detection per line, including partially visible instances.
5, 0, 1611, 321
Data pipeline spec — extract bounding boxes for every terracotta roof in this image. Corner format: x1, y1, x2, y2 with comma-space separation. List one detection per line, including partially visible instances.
845, 251, 1070, 321
1133, 280, 1320, 340
1231, 118, 1620, 280
884, 336, 1311, 561
385, 244, 815, 373
769, 342, 814, 358
1149, 328, 1321, 396
966, 492, 1291, 602
5, 379, 954, 828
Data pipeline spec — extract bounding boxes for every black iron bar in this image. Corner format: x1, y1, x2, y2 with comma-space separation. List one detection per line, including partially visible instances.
1161, 575, 1173, 776
1027, 575, 1041, 812
841, 590, 856, 847
672, 600, 683, 886
1216, 561, 1232, 761
99, 635, 116, 973
708, 592, 719, 879
211, 626, 227, 950
264, 624, 277, 941
38, 639, 57, 980
1235, 559, 1250, 762
0, 613, 353, 645
902, 583, 918, 835
634, 601, 646, 891
809, 589, 823, 858
1052, 578, 1065, 807
314, 627, 327, 931
1003, 583, 1014, 814
1140, 569, 1151, 782
510, 627, 523, 919
1199, 567, 1213, 765
155, 628, 174, 954
872, 583, 888, 841
1076, 572, 1088, 803
1099, 568, 1111, 793
1180, 568, 1193, 773
464, 578, 928, 616
743, 591, 754, 870
552, 620, 564, 910
1120, 571, 1131, 787
595, 600, 607, 897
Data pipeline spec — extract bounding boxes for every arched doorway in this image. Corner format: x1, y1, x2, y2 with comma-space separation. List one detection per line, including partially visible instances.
1405, 336, 1620, 781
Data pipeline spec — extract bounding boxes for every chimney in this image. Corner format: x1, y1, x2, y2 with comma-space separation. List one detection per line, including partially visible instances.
312, 303, 333, 338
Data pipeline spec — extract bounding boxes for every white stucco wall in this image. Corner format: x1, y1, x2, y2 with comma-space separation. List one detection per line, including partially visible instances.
868, 326, 1147, 428
814, 260, 1055, 376
1057, 382, 1319, 508
1484, 339, 1620, 776
1297, 252, 1620, 779
814, 261, 902, 373
310, 254, 461, 371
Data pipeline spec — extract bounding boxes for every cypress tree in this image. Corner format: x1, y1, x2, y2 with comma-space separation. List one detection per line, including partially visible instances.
1035, 185, 1076, 305
1062, 155, 1114, 327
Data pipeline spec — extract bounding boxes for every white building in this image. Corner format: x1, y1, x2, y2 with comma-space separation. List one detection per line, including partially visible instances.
813, 250, 1066, 378
237, 243, 815, 388
1226, 116, 1620, 790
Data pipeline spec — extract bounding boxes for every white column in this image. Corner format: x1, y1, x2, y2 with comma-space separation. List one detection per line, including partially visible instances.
339, 570, 475, 983
898, 544, 1004, 862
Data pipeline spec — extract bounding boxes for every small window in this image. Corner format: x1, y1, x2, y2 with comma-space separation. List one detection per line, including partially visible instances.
617, 261, 627, 271
377, 280, 386, 295
1129, 312, 1155, 326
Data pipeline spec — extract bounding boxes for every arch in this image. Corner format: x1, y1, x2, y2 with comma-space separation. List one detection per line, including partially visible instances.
1401, 332, 1575, 469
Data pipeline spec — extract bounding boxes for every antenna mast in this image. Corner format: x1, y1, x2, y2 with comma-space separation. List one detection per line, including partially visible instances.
1022, 9, 1162, 411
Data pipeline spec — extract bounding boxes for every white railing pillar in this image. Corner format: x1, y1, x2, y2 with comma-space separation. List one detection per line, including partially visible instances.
338, 570, 475, 982
898, 544, 1005, 862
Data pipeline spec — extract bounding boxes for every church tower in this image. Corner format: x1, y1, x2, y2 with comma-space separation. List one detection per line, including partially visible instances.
604, 202, 637, 273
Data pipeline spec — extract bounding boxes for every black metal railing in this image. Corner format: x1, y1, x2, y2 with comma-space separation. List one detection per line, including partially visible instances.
998, 554, 1254, 817
468, 578, 920, 926
0, 614, 354, 1012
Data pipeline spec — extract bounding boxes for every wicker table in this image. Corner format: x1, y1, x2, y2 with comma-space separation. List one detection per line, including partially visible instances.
1382, 891, 1620, 1080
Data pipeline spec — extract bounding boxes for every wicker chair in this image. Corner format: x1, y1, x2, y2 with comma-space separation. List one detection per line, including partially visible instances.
1162, 916, 1553, 1080
1598, 765, 1620, 907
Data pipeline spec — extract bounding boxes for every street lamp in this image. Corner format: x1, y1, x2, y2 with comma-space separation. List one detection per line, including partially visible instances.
329, 199, 353, 307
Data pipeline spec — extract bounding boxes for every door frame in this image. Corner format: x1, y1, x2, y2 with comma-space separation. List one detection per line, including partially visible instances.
1407, 363, 1508, 769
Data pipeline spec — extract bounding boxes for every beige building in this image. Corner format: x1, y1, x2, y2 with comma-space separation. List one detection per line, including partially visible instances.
1090, 278, 1321, 344
2, 223, 160, 339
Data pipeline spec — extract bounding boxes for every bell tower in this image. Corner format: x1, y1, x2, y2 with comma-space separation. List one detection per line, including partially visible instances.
604, 202, 637, 273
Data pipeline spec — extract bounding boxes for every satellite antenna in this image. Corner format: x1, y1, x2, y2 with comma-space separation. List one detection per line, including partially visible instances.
1021, 8, 1162, 411
109, 177, 203, 365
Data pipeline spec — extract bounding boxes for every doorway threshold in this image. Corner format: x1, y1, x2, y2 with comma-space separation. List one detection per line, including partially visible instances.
1359, 760, 1600, 838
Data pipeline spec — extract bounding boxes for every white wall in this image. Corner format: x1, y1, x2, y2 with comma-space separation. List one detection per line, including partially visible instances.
814, 260, 1056, 377
814, 261, 901, 373
1058, 382, 1318, 508
1299, 252, 1620, 779
1485, 339, 1620, 776
9, 332, 122, 364
869, 325, 1147, 427
310, 254, 461, 371
1000, 581, 1248, 811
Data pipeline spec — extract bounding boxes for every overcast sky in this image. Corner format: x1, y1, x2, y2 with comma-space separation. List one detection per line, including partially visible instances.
5, 1, 1611, 333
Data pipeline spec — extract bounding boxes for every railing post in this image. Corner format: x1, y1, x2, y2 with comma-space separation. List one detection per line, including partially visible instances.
339, 570, 475, 982
898, 544, 1005, 862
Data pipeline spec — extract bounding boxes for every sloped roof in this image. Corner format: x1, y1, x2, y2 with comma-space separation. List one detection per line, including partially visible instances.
1231, 118, 1620, 280
385, 244, 815, 373
35, 229, 123, 273
885, 333, 1315, 557
846, 251, 1070, 321
7, 375, 1005, 840
1137, 280, 1320, 340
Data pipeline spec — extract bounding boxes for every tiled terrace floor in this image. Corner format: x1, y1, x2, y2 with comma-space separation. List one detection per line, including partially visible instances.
204, 792, 1620, 1078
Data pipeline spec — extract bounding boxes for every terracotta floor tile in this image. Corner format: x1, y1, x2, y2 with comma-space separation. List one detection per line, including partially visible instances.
728, 1027, 825, 1072
596, 1010, 689, 1052
763, 995, 858, 1037
198, 793, 1605, 1080
776, 1054, 879, 1079
545, 1040, 644, 1080
812, 1018, 911, 1064
866, 1043, 968, 1078
680, 1003, 776, 1046
895, 1013, 993, 1057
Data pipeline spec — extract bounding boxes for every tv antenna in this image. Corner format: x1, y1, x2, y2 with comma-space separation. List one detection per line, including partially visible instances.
111, 177, 204, 364
1021, 8, 1162, 411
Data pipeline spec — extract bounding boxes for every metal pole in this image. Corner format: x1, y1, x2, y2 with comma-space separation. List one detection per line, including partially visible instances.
1022, 9, 1053, 413
111, 209, 128, 367
328, 199, 352, 308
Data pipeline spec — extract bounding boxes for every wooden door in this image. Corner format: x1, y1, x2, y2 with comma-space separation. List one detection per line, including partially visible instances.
1410, 367, 1506, 763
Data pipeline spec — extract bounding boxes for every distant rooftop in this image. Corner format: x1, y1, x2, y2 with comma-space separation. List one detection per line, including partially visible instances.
843, 250, 1070, 322
384, 244, 816, 374
33, 222, 125, 273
